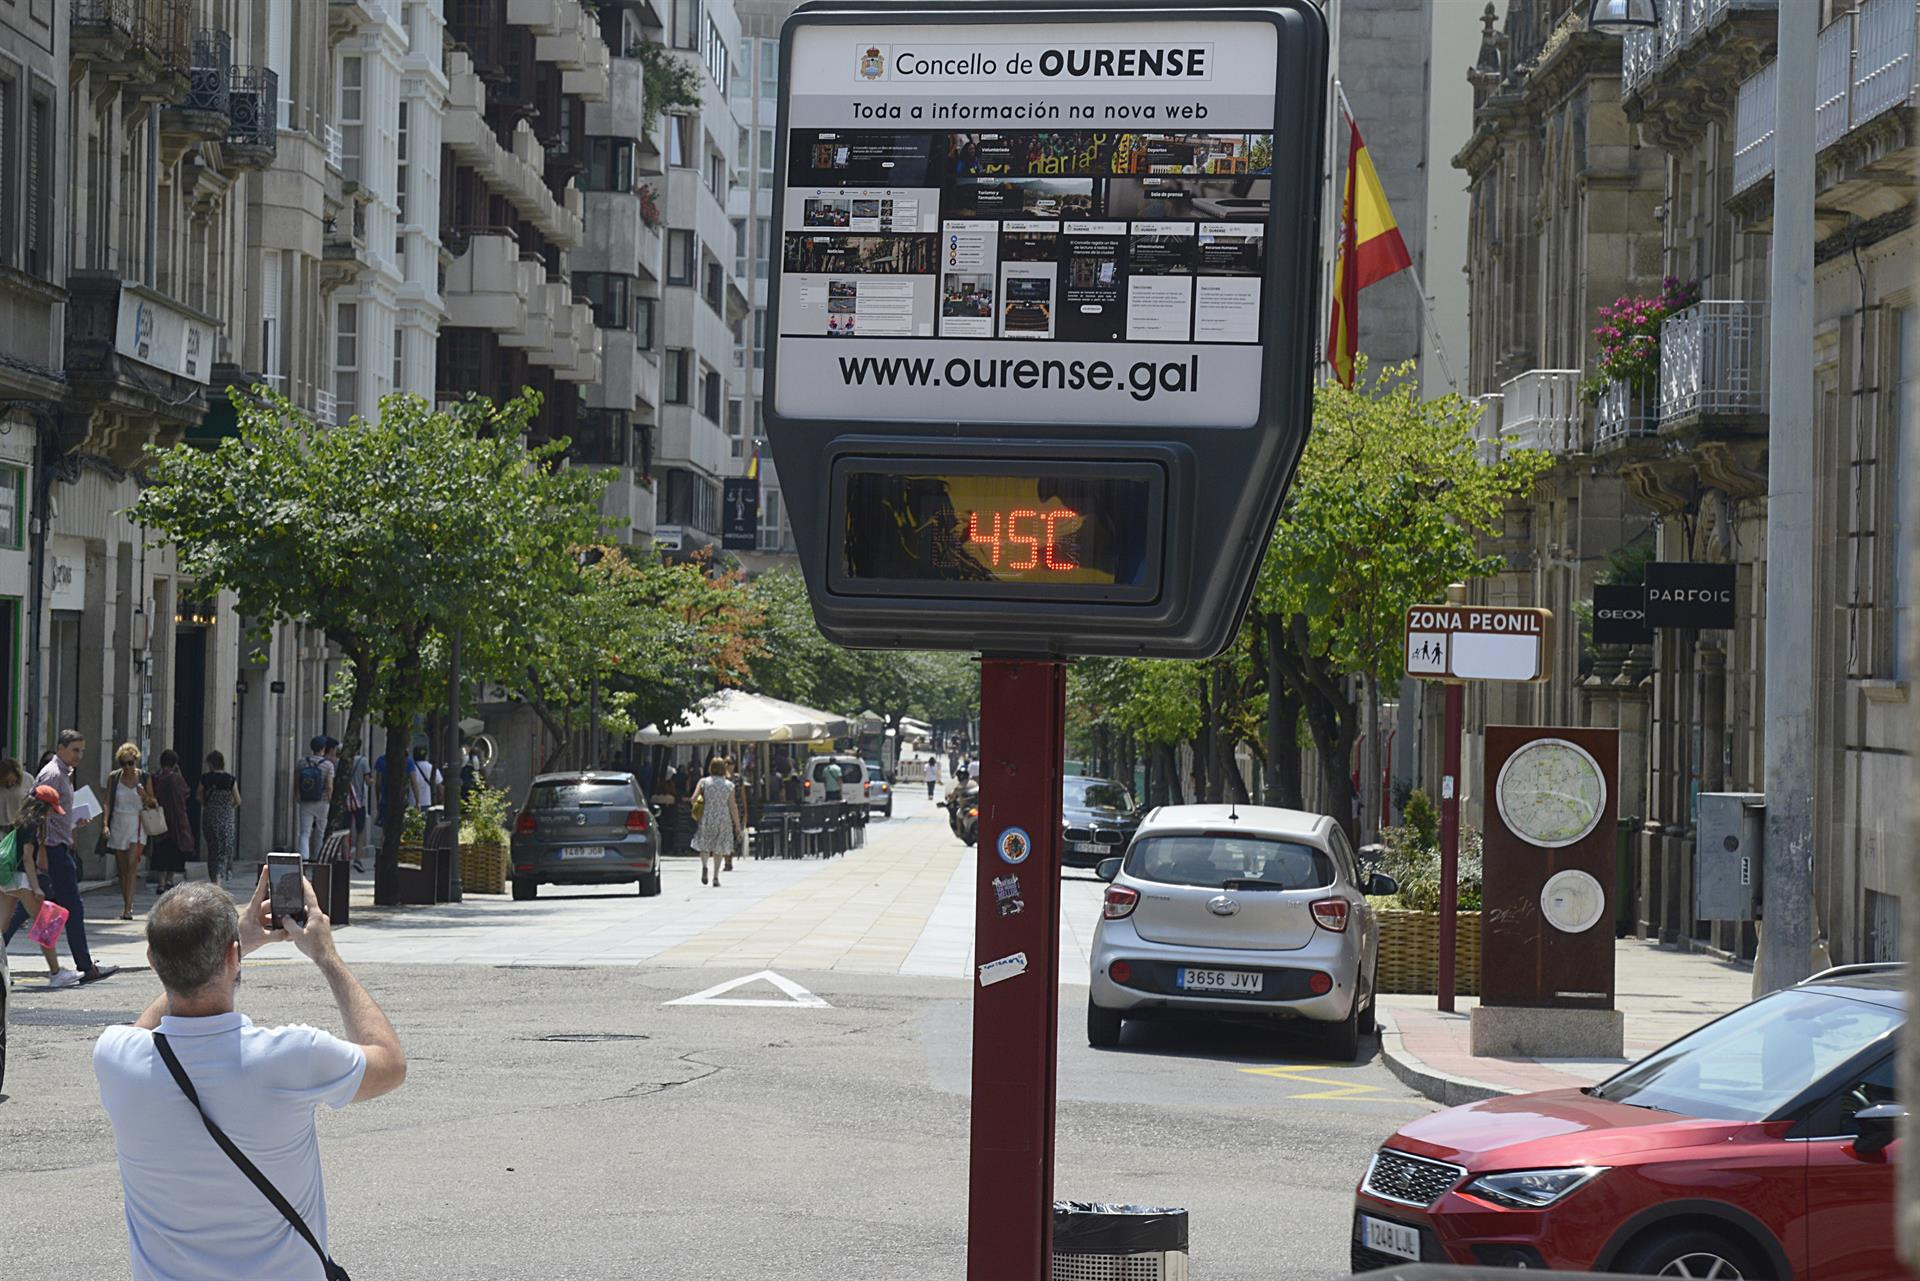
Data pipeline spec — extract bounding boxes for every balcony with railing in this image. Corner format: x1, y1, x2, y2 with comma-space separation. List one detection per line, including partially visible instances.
221, 65, 279, 168
1498, 368, 1584, 457
1732, 0, 1918, 203
1658, 300, 1767, 426
162, 29, 231, 146
443, 229, 526, 332
1593, 379, 1660, 450
1471, 393, 1504, 467
443, 52, 585, 248
1619, 0, 1777, 139
315, 387, 340, 427
73, 0, 193, 98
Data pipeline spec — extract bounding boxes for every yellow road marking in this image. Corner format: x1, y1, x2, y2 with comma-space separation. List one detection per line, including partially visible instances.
1239, 1063, 1384, 1100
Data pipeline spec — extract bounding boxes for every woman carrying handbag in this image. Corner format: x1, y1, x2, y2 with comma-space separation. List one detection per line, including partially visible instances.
147, 751, 195, 892
106, 743, 161, 920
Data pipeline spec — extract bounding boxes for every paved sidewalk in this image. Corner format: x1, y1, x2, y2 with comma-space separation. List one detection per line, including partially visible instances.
10, 792, 1109, 984
1377, 938, 1757, 1105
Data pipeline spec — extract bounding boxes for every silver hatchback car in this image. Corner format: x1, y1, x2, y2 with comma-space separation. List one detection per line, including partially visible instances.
1087, 804, 1395, 1060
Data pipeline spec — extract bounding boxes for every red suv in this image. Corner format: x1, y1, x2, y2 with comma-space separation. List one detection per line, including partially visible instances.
1353, 965, 1910, 1277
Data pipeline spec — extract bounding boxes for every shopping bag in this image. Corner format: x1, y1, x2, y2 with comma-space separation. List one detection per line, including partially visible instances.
27, 899, 68, 948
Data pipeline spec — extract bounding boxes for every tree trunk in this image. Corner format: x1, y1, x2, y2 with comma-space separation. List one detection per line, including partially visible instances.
1362, 672, 1383, 845
1264, 614, 1305, 809
1271, 613, 1360, 841
1210, 661, 1247, 804
375, 637, 426, 906
324, 641, 376, 839
376, 714, 411, 907
1157, 742, 1182, 806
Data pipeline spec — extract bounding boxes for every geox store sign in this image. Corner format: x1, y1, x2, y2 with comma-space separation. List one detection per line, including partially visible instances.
1643, 562, 1736, 630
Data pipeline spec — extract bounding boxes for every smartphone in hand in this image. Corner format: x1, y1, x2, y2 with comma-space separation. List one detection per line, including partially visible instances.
267, 852, 307, 928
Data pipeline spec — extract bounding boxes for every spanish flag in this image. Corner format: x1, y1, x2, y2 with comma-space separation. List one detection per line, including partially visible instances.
1327, 110, 1412, 387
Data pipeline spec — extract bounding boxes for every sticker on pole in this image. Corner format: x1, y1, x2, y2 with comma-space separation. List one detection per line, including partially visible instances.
996, 827, 1032, 865
979, 952, 1028, 987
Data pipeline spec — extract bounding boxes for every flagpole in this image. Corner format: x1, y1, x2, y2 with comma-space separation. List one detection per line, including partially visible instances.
1332, 81, 1461, 393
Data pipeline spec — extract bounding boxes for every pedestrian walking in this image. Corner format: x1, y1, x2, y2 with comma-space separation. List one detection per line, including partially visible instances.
293, 736, 333, 861
0, 756, 29, 826
723, 756, 747, 871
94, 870, 406, 1281
925, 753, 939, 800
197, 752, 240, 885
0, 785, 63, 983
406, 747, 442, 810
2, 739, 118, 986
691, 757, 740, 888
148, 751, 195, 890
344, 749, 369, 873
104, 743, 158, 919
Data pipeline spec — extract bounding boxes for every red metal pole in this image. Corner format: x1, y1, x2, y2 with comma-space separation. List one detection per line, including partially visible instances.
968, 659, 1066, 1281
1437, 680, 1463, 1014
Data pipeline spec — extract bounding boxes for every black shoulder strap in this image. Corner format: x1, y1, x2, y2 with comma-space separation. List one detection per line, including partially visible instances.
152, 1032, 352, 1281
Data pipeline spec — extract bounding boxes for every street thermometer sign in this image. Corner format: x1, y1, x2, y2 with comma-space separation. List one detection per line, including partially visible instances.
765, 0, 1329, 660
767, 6, 1328, 1279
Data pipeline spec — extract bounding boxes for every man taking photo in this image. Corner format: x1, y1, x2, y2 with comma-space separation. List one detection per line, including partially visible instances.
93, 870, 406, 1280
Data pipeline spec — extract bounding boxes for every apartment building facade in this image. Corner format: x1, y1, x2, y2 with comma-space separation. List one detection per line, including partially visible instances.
1457, 0, 1918, 965
2, 0, 756, 862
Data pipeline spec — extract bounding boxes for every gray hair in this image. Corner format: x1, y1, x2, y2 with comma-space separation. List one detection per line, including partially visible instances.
147, 883, 240, 996
56, 728, 84, 748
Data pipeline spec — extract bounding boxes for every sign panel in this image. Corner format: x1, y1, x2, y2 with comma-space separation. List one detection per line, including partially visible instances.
1644, 561, 1735, 629
1481, 726, 1620, 1010
765, 1, 1328, 659
116, 287, 213, 384
49, 535, 87, 611
1591, 583, 1653, 646
722, 478, 760, 551
775, 24, 1278, 428
1403, 605, 1552, 684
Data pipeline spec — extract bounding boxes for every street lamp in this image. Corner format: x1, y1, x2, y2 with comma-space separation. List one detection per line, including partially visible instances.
1586, 0, 1659, 32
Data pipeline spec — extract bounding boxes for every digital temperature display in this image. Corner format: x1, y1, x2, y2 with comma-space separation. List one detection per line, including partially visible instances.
836, 463, 1161, 600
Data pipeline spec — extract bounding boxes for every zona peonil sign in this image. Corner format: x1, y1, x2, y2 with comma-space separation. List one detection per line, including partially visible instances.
1404, 604, 1554, 684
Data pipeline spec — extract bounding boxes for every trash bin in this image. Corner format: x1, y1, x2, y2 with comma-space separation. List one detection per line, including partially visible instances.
1053, 1202, 1189, 1280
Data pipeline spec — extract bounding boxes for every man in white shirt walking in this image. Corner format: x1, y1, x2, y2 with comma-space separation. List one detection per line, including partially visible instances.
94, 871, 406, 1281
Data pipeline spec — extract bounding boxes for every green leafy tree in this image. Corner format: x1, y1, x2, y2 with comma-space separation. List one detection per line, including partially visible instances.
132, 389, 606, 902
1254, 359, 1549, 839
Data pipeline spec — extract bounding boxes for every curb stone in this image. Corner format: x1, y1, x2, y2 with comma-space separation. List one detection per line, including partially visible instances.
1376, 1008, 1516, 1107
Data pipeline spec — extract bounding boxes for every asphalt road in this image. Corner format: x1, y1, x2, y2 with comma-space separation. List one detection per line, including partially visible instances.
1, 797, 1432, 1279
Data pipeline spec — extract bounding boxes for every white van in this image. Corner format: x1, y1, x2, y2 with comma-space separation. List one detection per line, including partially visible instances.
800, 754, 869, 806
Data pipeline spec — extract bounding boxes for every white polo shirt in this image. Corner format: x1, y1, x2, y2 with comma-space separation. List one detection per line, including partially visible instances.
94, 1012, 367, 1281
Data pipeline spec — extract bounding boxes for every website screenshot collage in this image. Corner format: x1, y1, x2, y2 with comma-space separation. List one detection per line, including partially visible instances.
779, 129, 1274, 345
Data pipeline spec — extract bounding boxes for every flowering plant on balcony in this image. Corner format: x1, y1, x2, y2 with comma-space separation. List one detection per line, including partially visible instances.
1579, 276, 1700, 403
638, 184, 662, 228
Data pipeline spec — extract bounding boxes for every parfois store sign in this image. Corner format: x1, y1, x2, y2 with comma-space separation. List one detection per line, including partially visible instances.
1644, 561, 1735, 630
1592, 584, 1653, 646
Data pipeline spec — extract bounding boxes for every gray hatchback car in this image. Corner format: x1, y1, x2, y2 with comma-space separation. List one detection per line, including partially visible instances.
1088, 804, 1395, 1060
510, 772, 660, 900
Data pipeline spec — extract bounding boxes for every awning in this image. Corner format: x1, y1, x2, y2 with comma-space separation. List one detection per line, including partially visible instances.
635, 689, 847, 744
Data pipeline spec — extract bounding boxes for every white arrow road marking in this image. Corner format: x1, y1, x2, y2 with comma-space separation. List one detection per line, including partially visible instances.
665, 970, 832, 1008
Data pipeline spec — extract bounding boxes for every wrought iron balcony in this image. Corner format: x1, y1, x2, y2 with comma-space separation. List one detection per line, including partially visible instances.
73, 0, 193, 90
1658, 300, 1767, 424
223, 66, 279, 167
1733, 0, 1918, 197
182, 29, 231, 114
1594, 379, 1660, 450
1498, 368, 1583, 456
